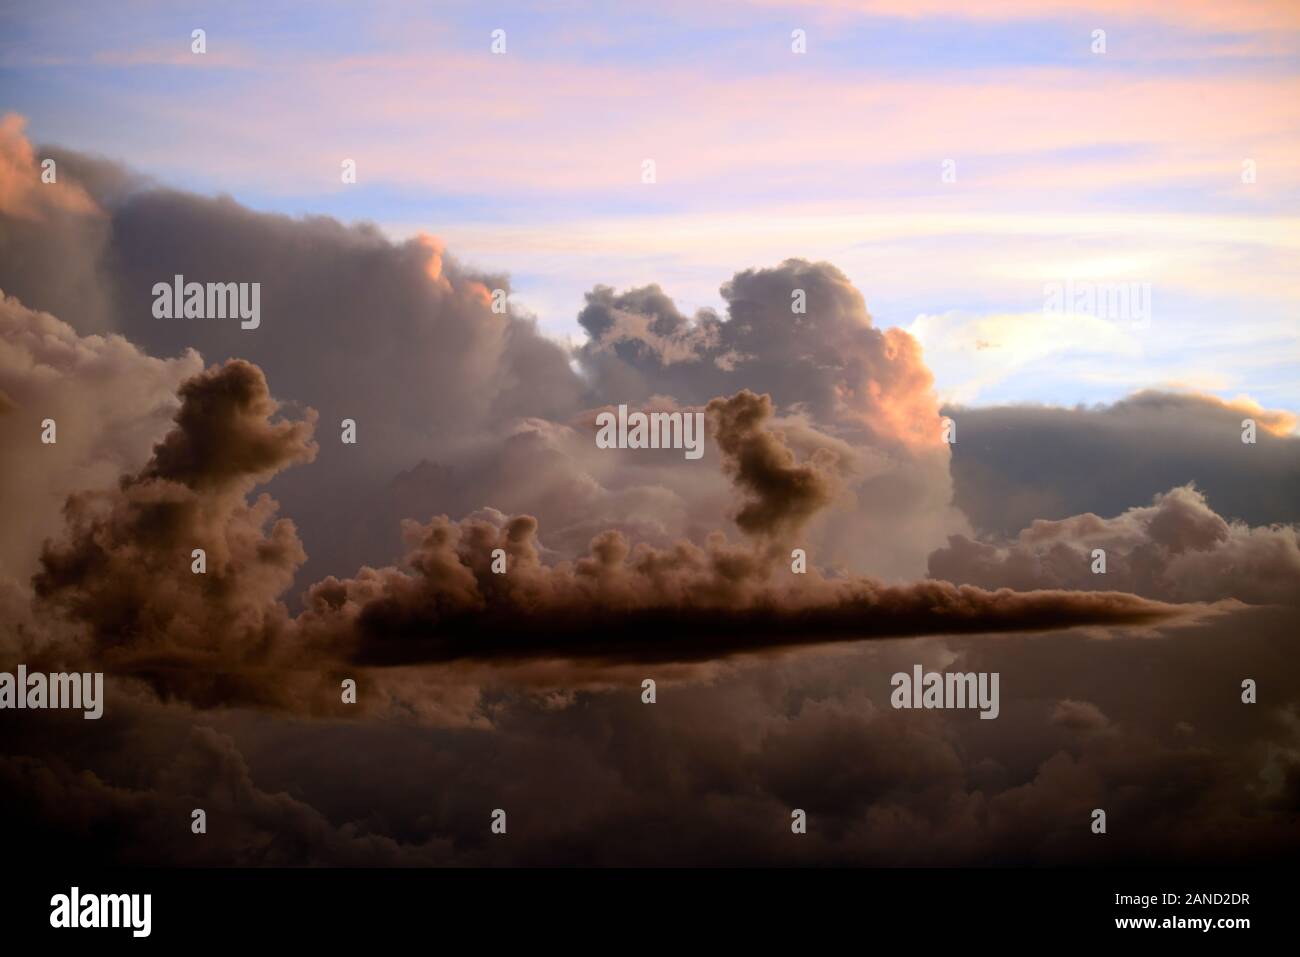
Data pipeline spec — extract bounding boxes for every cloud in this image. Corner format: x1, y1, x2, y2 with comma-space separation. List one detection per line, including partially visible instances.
929, 484, 1300, 606
706, 389, 839, 540
0, 125, 1220, 713
299, 506, 1187, 670
0, 130, 591, 587
578, 259, 945, 451
1051, 699, 1111, 733
0, 290, 202, 583
944, 390, 1300, 537
14, 350, 1185, 706
32, 359, 318, 708
573, 259, 969, 577
0, 124, 973, 583
0, 708, 445, 865
0, 114, 116, 333
2, 602, 1297, 865
0, 124, 1264, 715
0, 115, 98, 220
3, 112, 1296, 868
141, 358, 317, 491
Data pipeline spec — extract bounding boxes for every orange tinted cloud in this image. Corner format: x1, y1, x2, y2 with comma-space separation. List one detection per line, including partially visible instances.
0, 113, 99, 219
1200, 392, 1299, 436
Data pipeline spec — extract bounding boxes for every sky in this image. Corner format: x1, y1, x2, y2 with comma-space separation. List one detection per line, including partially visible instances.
3, 0, 1297, 410
2, 0, 1299, 870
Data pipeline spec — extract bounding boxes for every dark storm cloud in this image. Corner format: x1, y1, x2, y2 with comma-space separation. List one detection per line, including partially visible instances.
0, 702, 444, 865
32, 359, 319, 708
1, 603, 1296, 866
944, 391, 1300, 536
142, 358, 316, 490
706, 389, 839, 539
299, 508, 1189, 668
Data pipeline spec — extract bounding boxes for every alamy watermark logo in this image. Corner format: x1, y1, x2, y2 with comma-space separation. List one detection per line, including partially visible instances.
595, 404, 705, 460
891, 665, 1000, 719
1043, 278, 1151, 328
0, 666, 103, 719
152, 274, 261, 329
50, 887, 150, 937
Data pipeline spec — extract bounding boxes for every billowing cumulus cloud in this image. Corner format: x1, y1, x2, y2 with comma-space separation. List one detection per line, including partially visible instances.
0, 124, 586, 588
32, 359, 318, 707
576, 259, 945, 450
1, 121, 970, 586
928, 484, 1300, 606
574, 260, 968, 576
1051, 699, 1112, 734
